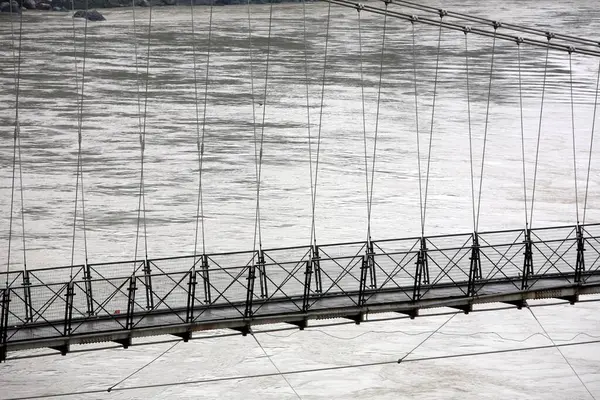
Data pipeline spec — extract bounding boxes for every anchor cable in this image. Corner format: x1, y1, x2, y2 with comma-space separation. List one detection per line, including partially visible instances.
251, 332, 302, 399
358, 8, 370, 242
527, 307, 596, 400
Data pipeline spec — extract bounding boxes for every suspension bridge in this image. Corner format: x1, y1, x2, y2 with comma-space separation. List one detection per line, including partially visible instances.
2, 0, 600, 364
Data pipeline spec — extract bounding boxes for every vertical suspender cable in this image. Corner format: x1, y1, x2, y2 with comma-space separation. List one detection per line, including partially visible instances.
410, 20, 423, 234
191, 0, 213, 257
529, 40, 551, 229
70, 0, 90, 278
517, 41, 529, 228
474, 28, 497, 232
464, 29, 476, 232
303, 0, 314, 243
6, 2, 25, 286
421, 17, 443, 235
569, 51, 580, 224
367, 3, 388, 242
310, 2, 332, 247
582, 60, 600, 225
252, 1, 274, 252
358, 8, 370, 240
134, 6, 152, 263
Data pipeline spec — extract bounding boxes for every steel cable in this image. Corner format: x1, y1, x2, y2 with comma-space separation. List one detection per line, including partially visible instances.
583, 60, 600, 225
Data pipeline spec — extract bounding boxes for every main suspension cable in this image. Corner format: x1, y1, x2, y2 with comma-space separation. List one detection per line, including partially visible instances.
191, 0, 213, 257
582, 59, 600, 225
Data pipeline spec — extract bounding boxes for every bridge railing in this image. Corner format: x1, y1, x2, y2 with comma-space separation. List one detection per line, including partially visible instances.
3, 224, 600, 353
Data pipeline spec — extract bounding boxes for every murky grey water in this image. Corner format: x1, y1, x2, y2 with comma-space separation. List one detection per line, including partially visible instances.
1, 1, 600, 399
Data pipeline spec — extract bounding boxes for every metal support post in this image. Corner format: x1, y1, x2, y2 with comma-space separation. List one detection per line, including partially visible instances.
22, 270, 32, 323
575, 225, 585, 283
413, 237, 429, 301
257, 249, 268, 298
126, 277, 137, 330
366, 240, 377, 289
1, 290, 10, 363
358, 255, 369, 306
142, 259, 154, 310
245, 264, 256, 319
83, 264, 95, 317
522, 229, 534, 290
467, 233, 482, 297
311, 245, 323, 293
302, 260, 313, 312
200, 254, 211, 304
186, 268, 197, 323
63, 281, 75, 336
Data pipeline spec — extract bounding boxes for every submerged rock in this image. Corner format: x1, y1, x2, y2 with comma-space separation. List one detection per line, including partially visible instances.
73, 9, 105, 20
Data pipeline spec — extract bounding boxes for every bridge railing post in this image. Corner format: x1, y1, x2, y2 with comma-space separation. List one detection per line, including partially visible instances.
83, 263, 95, 317
245, 263, 256, 319
1, 289, 10, 363
63, 281, 75, 337
257, 249, 268, 299
467, 233, 482, 297
413, 237, 429, 301
522, 228, 533, 290
186, 267, 197, 323
126, 276, 137, 330
575, 225, 585, 283
302, 260, 312, 312
142, 259, 154, 310
366, 240, 377, 290
22, 270, 33, 323
311, 245, 322, 294
358, 255, 368, 306
200, 254, 211, 304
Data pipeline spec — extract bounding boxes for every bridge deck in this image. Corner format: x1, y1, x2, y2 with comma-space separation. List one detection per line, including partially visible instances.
2, 223, 600, 360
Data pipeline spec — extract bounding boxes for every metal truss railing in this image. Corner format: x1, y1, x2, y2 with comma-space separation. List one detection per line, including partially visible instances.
2, 223, 600, 361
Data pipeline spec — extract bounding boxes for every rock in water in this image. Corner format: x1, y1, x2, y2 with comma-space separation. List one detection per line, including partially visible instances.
135, 0, 149, 6
22, 0, 35, 9
0, 0, 20, 12
73, 9, 106, 21
36, 2, 51, 9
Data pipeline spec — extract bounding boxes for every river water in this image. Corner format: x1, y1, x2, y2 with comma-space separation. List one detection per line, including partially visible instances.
1, 1, 600, 399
